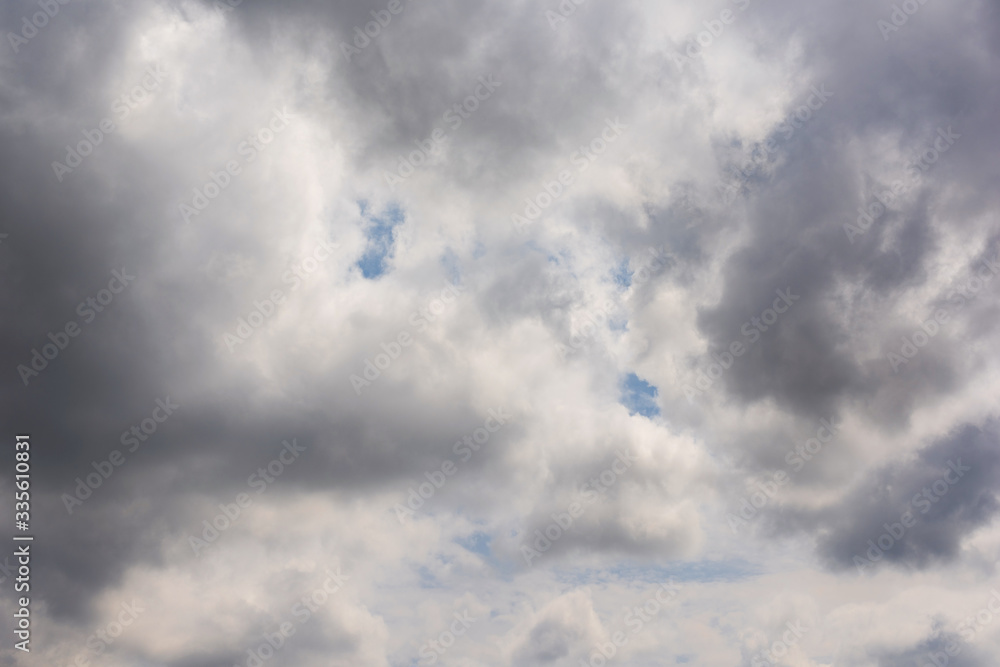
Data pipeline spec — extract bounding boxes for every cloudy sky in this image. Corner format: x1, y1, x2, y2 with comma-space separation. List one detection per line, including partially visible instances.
2, 0, 1000, 665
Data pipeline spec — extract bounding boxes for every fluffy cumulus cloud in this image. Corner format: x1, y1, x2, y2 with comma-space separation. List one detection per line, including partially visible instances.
1, 0, 999, 664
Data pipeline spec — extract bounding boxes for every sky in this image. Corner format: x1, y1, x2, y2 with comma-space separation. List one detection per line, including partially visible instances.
1, 0, 999, 665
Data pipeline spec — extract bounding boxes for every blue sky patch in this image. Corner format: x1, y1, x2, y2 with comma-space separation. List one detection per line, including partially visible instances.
621, 372, 660, 418
455, 531, 492, 559
440, 247, 462, 284
613, 258, 632, 288
356, 201, 404, 279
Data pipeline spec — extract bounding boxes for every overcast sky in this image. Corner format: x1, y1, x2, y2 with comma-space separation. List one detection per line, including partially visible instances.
2, 0, 1000, 665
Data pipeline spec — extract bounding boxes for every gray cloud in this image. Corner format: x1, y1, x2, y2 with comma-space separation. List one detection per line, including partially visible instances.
1, 0, 999, 664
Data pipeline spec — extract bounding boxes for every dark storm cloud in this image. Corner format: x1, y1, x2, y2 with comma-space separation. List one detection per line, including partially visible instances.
763, 422, 1000, 572
0, 1, 197, 621
0, 0, 535, 629
871, 630, 994, 667
664, 0, 1000, 423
